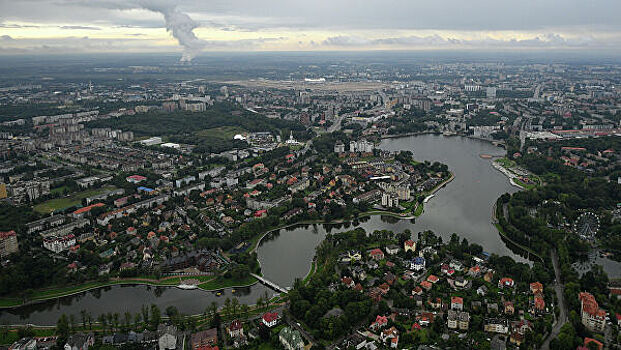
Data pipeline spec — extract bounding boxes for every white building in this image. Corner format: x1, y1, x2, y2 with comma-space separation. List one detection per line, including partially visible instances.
43, 234, 76, 253
381, 192, 399, 208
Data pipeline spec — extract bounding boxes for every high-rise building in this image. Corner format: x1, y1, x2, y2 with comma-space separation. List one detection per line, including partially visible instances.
486, 87, 497, 98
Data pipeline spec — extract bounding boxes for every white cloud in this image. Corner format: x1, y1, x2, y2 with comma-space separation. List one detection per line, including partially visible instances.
321, 33, 615, 49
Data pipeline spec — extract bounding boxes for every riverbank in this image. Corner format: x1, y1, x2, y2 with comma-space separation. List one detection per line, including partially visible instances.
492, 158, 541, 190
250, 171, 455, 254
491, 201, 544, 264
0, 274, 258, 309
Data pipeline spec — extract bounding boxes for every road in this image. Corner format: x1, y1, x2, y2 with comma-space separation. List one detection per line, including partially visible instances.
540, 249, 567, 350
327, 114, 346, 133
284, 311, 317, 345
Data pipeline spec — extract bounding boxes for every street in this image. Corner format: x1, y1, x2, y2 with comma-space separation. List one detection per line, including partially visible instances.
540, 249, 567, 350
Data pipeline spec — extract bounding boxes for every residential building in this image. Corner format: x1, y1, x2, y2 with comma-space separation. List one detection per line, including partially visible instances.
227, 320, 244, 338
262, 312, 278, 328
158, 325, 177, 350
191, 328, 218, 349
64, 333, 94, 350
579, 292, 606, 332
9, 338, 37, 350
404, 240, 416, 253
484, 319, 509, 334
0, 230, 19, 257
43, 234, 76, 253
451, 296, 464, 310
279, 327, 304, 350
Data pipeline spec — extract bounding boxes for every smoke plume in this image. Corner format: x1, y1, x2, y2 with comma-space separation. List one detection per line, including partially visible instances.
137, 1, 206, 62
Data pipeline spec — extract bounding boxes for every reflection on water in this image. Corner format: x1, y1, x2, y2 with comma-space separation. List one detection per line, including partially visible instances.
0, 283, 273, 326
5, 135, 616, 326
257, 135, 525, 289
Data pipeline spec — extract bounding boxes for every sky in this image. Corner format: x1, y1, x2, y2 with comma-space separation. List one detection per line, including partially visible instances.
1, 0, 620, 59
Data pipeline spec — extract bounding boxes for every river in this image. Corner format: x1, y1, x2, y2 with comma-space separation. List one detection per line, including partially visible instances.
0, 134, 526, 325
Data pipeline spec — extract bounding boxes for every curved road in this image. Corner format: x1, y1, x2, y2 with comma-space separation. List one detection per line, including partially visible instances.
540, 249, 567, 350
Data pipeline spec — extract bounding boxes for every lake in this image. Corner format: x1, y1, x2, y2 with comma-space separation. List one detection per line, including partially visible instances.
0, 134, 526, 325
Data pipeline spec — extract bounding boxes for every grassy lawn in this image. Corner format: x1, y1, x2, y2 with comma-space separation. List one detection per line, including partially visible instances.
34, 186, 117, 214
495, 157, 516, 168
413, 202, 424, 217
198, 275, 257, 291
50, 185, 69, 195
302, 262, 317, 285
0, 331, 20, 345
195, 126, 246, 140
258, 343, 275, 350
514, 177, 537, 190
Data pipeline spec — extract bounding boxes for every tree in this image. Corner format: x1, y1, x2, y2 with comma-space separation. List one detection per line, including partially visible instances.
80, 310, 87, 329
231, 298, 239, 318
56, 314, 71, 341
240, 304, 249, 318
98, 314, 107, 332
133, 313, 142, 330
124, 312, 132, 331
150, 304, 161, 329
141, 305, 149, 327
69, 314, 76, 333
263, 291, 271, 311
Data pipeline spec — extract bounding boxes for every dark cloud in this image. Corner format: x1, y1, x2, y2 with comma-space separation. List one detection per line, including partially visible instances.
0, 23, 40, 28
2, 0, 620, 32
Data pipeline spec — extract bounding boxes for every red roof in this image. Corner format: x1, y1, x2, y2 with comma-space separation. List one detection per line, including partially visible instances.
73, 202, 104, 215
229, 320, 243, 331
534, 296, 545, 310
262, 312, 278, 323
530, 282, 543, 293
370, 248, 384, 256
451, 296, 463, 305
427, 275, 439, 283
0, 230, 16, 239
126, 175, 146, 181
499, 277, 514, 287
579, 292, 605, 318
196, 346, 219, 350
404, 240, 415, 247
584, 338, 603, 350
373, 315, 388, 326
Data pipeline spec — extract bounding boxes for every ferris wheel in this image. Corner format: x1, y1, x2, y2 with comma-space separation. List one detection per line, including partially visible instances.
574, 212, 600, 240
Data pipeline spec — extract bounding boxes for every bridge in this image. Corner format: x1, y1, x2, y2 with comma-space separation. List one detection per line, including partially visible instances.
251, 273, 289, 294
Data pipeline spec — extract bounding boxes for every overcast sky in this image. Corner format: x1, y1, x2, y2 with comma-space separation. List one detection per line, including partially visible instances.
1, 0, 620, 58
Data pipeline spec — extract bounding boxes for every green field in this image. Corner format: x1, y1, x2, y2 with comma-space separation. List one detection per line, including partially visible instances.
195, 126, 246, 140
495, 157, 516, 168
198, 275, 257, 291
50, 185, 69, 195
34, 186, 117, 214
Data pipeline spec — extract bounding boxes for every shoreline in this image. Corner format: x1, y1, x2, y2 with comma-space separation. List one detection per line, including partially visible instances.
0, 134, 459, 317
0, 276, 259, 310
491, 160, 525, 189
251, 171, 455, 253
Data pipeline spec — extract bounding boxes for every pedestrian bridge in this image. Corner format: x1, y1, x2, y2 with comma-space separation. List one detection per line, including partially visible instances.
250, 273, 289, 294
